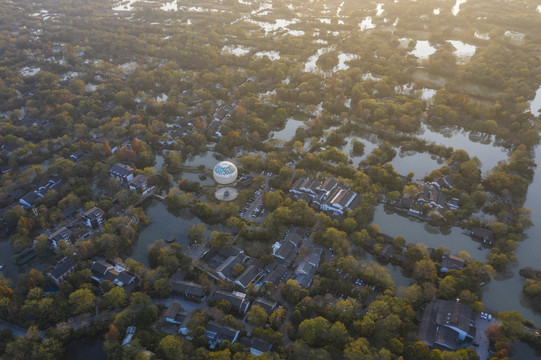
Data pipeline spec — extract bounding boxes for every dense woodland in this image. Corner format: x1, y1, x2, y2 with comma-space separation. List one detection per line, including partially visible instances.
1, 0, 541, 359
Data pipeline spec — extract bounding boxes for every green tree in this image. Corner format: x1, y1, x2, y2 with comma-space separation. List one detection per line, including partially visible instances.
246, 305, 268, 327
298, 316, 330, 347
157, 335, 184, 360
69, 288, 96, 315
104, 286, 127, 308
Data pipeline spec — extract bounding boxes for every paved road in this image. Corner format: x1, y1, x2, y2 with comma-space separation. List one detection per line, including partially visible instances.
474, 315, 497, 360
0, 319, 27, 337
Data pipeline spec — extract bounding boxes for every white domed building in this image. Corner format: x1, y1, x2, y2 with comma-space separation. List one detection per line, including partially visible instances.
213, 161, 238, 185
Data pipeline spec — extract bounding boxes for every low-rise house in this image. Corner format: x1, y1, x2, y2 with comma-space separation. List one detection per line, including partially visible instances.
319, 187, 360, 215
128, 174, 150, 194
109, 163, 134, 184
216, 254, 244, 281
90, 259, 137, 292
272, 241, 298, 265
470, 227, 494, 246
250, 338, 272, 356
161, 302, 189, 334
69, 149, 87, 162
214, 290, 250, 315
82, 207, 105, 229
48, 227, 73, 246
205, 321, 240, 349
252, 297, 277, 314
417, 299, 476, 351
170, 280, 207, 302
48, 257, 76, 286
295, 261, 317, 288
19, 191, 43, 208
261, 262, 288, 285
235, 264, 262, 289
441, 255, 466, 272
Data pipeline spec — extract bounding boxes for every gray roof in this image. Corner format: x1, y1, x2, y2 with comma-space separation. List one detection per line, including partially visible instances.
110, 163, 134, 177
83, 207, 104, 220
48, 257, 76, 280
235, 264, 261, 288
171, 280, 206, 297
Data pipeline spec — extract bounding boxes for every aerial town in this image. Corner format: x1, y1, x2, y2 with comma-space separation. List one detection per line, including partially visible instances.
1, 0, 541, 359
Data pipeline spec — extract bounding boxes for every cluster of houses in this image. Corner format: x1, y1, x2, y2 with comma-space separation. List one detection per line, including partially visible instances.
393, 177, 459, 218
47, 256, 137, 293
109, 163, 153, 195
197, 227, 323, 291
46, 206, 105, 247
206, 101, 238, 141
289, 177, 361, 217
159, 118, 195, 147
161, 269, 276, 354
18, 177, 63, 208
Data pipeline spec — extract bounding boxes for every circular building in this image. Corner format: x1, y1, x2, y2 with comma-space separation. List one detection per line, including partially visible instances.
213, 161, 238, 185
215, 186, 239, 202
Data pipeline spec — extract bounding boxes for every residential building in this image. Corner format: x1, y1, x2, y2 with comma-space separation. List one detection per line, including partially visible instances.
213, 290, 250, 315
109, 163, 134, 184
82, 207, 105, 229
235, 264, 262, 289
417, 299, 476, 351
441, 255, 466, 272
252, 297, 277, 314
204, 321, 240, 349
128, 174, 150, 194
90, 259, 137, 292
48, 227, 73, 246
470, 227, 494, 246
170, 280, 207, 302
48, 257, 77, 286
19, 191, 43, 208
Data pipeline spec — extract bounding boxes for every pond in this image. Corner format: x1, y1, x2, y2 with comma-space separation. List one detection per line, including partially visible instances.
269, 117, 305, 142
409, 40, 436, 60
447, 40, 476, 64
359, 17, 375, 31
480, 143, 541, 327
417, 124, 509, 173
452, 0, 467, 16
333, 53, 360, 72
184, 151, 222, 169
304, 47, 333, 74
222, 45, 251, 56
372, 205, 487, 261
131, 201, 224, 267
529, 85, 541, 117
389, 152, 443, 179
341, 136, 379, 168
254, 50, 280, 60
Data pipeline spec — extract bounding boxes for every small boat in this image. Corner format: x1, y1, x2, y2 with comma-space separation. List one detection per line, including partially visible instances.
0, 264, 4, 270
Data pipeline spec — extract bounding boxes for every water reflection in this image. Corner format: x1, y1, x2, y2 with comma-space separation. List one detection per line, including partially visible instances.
417, 124, 508, 173
372, 205, 486, 260
270, 118, 305, 142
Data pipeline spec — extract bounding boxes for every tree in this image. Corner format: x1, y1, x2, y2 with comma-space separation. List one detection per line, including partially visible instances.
69, 288, 96, 315
298, 316, 330, 347
246, 305, 268, 327
329, 321, 350, 350
188, 223, 206, 243
104, 286, 127, 308
343, 337, 373, 360
413, 259, 437, 283
157, 335, 183, 360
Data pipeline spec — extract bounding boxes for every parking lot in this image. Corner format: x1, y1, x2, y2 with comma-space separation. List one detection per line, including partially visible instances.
474, 312, 497, 360
240, 186, 268, 223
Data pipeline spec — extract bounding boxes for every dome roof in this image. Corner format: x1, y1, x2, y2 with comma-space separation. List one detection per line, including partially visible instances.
213, 161, 238, 185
